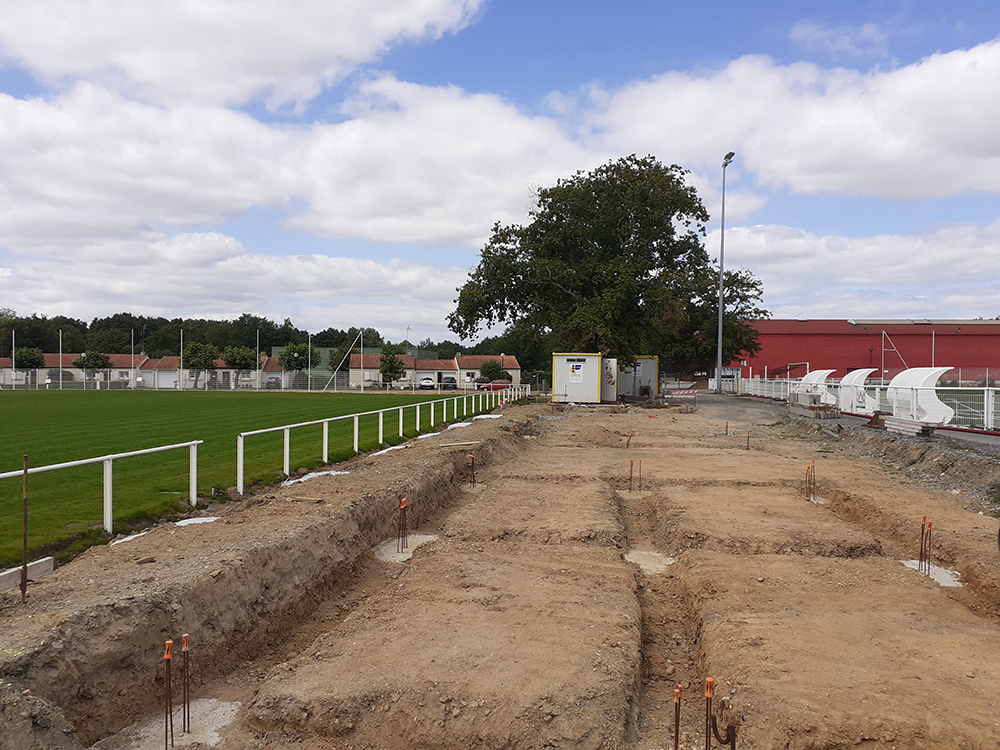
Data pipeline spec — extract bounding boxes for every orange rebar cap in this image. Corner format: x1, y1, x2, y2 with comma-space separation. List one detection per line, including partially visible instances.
164, 640, 173, 660
705, 677, 714, 697
400, 498, 407, 509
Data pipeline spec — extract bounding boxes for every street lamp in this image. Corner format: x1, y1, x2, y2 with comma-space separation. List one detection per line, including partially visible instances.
716, 151, 735, 394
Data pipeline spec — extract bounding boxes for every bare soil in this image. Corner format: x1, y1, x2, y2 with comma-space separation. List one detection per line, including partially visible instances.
3, 396, 1000, 750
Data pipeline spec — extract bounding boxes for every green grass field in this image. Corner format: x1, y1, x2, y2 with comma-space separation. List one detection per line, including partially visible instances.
0, 389, 486, 567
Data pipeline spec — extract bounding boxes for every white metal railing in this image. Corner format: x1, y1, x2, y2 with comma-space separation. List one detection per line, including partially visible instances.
741, 379, 1000, 431
0, 441, 203, 534
236, 386, 529, 494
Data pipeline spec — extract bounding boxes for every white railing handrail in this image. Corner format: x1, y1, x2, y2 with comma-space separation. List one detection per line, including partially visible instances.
0, 440, 202, 478
236, 385, 528, 494
743, 378, 1000, 432
0, 440, 203, 534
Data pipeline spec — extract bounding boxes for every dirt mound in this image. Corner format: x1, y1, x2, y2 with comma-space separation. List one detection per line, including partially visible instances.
0, 680, 82, 750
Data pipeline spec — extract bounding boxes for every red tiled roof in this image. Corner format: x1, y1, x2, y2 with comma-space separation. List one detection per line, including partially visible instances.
350, 354, 417, 369
414, 358, 457, 371
455, 354, 521, 370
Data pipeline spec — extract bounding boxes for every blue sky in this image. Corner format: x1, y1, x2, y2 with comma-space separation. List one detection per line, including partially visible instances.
0, 0, 998, 344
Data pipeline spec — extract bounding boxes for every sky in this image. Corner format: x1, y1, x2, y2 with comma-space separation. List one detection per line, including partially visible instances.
0, 0, 998, 345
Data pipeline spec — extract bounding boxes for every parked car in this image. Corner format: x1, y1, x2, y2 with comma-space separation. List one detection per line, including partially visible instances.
478, 379, 511, 391
441, 376, 457, 390
418, 376, 436, 389
264, 376, 282, 389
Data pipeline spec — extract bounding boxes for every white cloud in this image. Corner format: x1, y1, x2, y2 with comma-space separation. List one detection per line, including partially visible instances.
586, 40, 1000, 200
288, 75, 600, 244
0, 0, 483, 108
0, 230, 470, 336
718, 219, 1000, 318
790, 20, 888, 58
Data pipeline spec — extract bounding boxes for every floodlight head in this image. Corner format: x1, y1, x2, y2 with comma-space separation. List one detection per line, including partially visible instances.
723, 151, 735, 167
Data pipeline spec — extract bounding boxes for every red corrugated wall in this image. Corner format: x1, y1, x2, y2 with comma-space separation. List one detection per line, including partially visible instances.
736, 320, 1000, 381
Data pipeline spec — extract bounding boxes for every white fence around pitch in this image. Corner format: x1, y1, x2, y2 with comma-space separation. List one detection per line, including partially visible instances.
0, 441, 203, 534
236, 385, 529, 494
742, 379, 1000, 431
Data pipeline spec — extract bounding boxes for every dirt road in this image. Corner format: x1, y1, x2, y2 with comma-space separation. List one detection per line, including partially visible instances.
3, 396, 1000, 749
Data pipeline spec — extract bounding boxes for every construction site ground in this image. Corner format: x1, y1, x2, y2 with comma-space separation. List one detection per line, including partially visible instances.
4, 394, 1000, 750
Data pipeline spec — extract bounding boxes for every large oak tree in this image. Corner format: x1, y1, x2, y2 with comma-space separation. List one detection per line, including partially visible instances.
448, 155, 766, 371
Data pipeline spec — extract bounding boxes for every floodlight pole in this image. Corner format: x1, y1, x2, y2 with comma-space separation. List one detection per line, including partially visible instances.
716, 151, 735, 394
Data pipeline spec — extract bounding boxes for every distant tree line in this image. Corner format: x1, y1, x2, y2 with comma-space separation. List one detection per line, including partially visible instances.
0, 308, 536, 372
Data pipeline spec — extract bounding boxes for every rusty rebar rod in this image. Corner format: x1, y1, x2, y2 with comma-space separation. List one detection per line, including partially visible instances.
629, 460, 634, 492
746, 430, 750, 450
705, 677, 714, 750
673, 684, 683, 750
164, 640, 174, 749
181, 634, 190, 734
919, 516, 927, 574
712, 715, 737, 749
397, 498, 408, 553
638, 460, 642, 491
470, 452, 476, 487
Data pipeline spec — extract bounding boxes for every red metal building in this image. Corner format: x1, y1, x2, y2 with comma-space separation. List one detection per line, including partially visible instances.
737, 319, 1000, 382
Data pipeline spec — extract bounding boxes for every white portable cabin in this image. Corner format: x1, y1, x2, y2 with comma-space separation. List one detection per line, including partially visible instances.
839, 368, 878, 415
886, 367, 955, 424
552, 353, 602, 403
617, 356, 659, 398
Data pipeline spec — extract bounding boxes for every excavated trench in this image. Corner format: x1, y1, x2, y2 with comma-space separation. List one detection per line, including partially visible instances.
1, 417, 524, 748
5, 400, 1000, 750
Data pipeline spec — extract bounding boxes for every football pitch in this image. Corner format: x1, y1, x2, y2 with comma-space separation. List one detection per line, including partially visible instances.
0, 389, 476, 568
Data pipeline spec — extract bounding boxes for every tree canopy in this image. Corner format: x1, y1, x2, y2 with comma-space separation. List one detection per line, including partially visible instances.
14, 347, 44, 370
72, 351, 113, 372
448, 154, 767, 371
279, 342, 315, 371
378, 342, 406, 383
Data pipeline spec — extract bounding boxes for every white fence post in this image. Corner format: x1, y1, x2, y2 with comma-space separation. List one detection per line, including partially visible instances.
353, 415, 359, 453
189, 443, 198, 507
283, 427, 291, 477
430, 401, 435, 427
103, 459, 114, 534
416, 403, 421, 432
399, 406, 404, 437
322, 421, 329, 463
378, 410, 384, 444
237, 434, 245, 495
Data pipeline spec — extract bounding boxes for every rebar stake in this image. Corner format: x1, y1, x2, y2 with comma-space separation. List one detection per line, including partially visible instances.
629, 460, 634, 492
470, 452, 476, 487
626, 432, 633, 449
925, 521, 932, 574
397, 498, 408, 554
725, 422, 729, 437
704, 677, 714, 750
746, 431, 750, 450
181, 634, 190, 734
164, 640, 174, 750
919, 516, 928, 574
638, 460, 642, 491
673, 684, 683, 750
712, 715, 738, 750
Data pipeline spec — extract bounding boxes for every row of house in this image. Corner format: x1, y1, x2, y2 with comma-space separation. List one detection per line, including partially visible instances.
348, 353, 521, 388
0, 352, 521, 390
